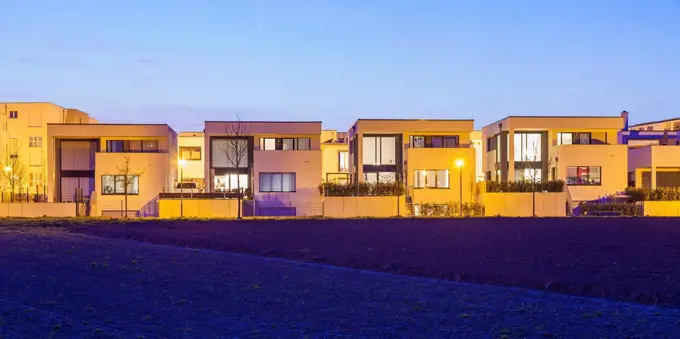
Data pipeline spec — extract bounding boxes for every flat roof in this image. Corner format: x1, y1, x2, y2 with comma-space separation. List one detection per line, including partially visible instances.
484, 115, 623, 129
47, 123, 177, 134
205, 120, 322, 123
630, 117, 680, 127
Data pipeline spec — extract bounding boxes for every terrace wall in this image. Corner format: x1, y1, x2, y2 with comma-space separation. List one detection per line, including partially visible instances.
643, 201, 680, 217
484, 192, 567, 217
0, 203, 76, 217
323, 196, 406, 218
158, 199, 238, 218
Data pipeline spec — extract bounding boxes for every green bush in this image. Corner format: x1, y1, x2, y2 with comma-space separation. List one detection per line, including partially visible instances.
625, 187, 680, 201
579, 201, 642, 216
415, 202, 484, 217
320, 181, 406, 197
485, 180, 564, 193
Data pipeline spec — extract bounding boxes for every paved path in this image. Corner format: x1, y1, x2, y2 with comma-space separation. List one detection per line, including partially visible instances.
1, 228, 679, 338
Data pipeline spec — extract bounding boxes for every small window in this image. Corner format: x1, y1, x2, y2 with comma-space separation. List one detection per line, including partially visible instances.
411, 136, 425, 148
282, 138, 295, 150
9, 111, 18, 119
338, 151, 349, 172
142, 140, 159, 152
364, 171, 396, 183
673, 122, 680, 131
106, 140, 125, 152
566, 166, 601, 185
180, 147, 201, 160
29, 136, 42, 148
102, 175, 139, 195
487, 137, 497, 152
413, 169, 450, 188
259, 172, 296, 192
29, 173, 44, 187
262, 138, 276, 150
297, 138, 310, 150
443, 136, 459, 148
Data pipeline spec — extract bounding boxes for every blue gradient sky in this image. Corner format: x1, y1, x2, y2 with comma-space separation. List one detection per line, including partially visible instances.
1, 0, 678, 132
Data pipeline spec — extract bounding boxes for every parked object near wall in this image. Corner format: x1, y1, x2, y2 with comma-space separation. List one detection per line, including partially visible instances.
323, 196, 406, 218
159, 199, 238, 218
484, 192, 567, 217
0, 203, 76, 217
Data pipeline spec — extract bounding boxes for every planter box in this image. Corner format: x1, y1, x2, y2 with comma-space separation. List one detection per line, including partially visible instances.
484, 192, 567, 217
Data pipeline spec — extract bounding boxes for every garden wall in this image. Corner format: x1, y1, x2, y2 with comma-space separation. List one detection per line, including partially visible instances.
484, 192, 567, 217
643, 201, 680, 216
323, 196, 406, 218
158, 199, 238, 218
0, 203, 77, 217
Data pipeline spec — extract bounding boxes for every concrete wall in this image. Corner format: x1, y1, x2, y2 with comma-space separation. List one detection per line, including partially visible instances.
483, 192, 567, 217
406, 147, 476, 205
0, 203, 76, 217
553, 144, 628, 202
643, 201, 680, 216
323, 196, 406, 218
159, 199, 238, 218
94, 152, 171, 216
253, 150, 322, 216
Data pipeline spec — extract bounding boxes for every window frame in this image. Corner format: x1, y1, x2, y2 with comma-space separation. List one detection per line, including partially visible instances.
565, 166, 601, 186
558, 132, 592, 145
29, 136, 43, 148
106, 139, 160, 153
179, 146, 202, 160
410, 135, 459, 149
338, 151, 349, 172
363, 135, 397, 165
9, 111, 18, 119
259, 172, 296, 192
413, 169, 450, 189
101, 175, 140, 195
259, 137, 311, 151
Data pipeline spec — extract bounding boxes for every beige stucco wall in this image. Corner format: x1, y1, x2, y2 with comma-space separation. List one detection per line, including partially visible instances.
321, 143, 348, 182
159, 199, 238, 218
178, 132, 205, 185
93, 152, 171, 216
323, 196, 406, 218
406, 147, 476, 205
0, 202, 76, 217
253, 150, 322, 216
554, 144, 628, 202
643, 201, 680, 216
483, 192, 567, 217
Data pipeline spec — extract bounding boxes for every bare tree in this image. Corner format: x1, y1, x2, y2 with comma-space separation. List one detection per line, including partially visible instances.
517, 143, 554, 217
2, 144, 26, 202
116, 156, 146, 218
219, 113, 250, 219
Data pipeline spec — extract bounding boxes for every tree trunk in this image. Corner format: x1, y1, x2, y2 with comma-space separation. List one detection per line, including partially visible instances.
124, 193, 128, 218
236, 175, 242, 219
532, 182, 536, 217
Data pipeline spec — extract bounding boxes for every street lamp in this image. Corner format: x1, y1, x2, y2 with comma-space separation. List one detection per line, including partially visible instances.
179, 159, 187, 218
455, 159, 465, 216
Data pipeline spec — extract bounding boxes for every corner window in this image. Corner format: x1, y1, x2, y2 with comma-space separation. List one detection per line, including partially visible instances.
180, 147, 201, 160
102, 175, 139, 195
566, 166, 601, 185
29, 136, 42, 148
259, 172, 296, 192
514, 133, 542, 161
9, 111, 18, 119
414, 169, 449, 188
557, 132, 591, 145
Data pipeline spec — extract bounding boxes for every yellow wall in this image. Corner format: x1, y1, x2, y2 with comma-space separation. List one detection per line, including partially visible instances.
159, 199, 238, 218
0, 202, 76, 217
554, 144, 628, 202
483, 192, 567, 216
178, 132, 205, 186
643, 201, 680, 216
323, 196, 406, 218
406, 147, 476, 205
94, 152, 171, 216
321, 143, 348, 182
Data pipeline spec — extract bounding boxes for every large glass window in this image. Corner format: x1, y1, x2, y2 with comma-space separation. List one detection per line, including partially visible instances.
364, 171, 396, 183
566, 166, 601, 185
102, 175, 139, 195
515, 168, 542, 182
414, 170, 450, 188
514, 133, 542, 161
180, 147, 201, 160
259, 172, 296, 192
338, 151, 349, 172
212, 138, 248, 168
213, 173, 249, 191
363, 136, 396, 165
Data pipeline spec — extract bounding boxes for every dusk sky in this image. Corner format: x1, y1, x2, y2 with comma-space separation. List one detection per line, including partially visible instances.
1, 0, 678, 132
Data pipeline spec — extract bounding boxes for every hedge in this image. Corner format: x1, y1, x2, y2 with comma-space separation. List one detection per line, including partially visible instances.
320, 182, 406, 197
485, 180, 564, 193
415, 202, 484, 217
625, 187, 680, 201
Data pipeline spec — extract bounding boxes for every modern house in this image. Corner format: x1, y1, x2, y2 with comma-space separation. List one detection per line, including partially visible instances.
347, 119, 477, 212
204, 121, 322, 216
0, 102, 98, 197
46, 123, 178, 216
470, 130, 485, 183
321, 130, 349, 184
481, 114, 627, 204
178, 131, 205, 190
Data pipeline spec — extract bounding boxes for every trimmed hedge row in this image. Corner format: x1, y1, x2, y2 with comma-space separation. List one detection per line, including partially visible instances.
486, 180, 564, 193
625, 187, 680, 201
320, 182, 406, 197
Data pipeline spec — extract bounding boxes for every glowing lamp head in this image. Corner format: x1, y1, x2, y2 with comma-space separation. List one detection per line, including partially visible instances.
454, 159, 465, 168
4, 166, 11, 173
179, 159, 187, 167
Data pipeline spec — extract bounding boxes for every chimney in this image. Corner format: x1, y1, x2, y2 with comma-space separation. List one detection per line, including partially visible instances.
621, 110, 629, 131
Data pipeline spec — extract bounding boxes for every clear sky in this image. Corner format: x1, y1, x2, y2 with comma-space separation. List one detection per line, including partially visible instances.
1, 0, 678, 132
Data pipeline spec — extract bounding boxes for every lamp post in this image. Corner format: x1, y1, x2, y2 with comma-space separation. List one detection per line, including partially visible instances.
455, 159, 464, 216
179, 159, 187, 218
3, 166, 10, 203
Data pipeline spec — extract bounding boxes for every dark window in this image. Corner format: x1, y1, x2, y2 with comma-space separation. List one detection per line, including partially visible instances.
566, 166, 601, 185
259, 172, 296, 192
487, 137, 497, 152
142, 140, 158, 152
260, 138, 310, 150
9, 111, 18, 119
180, 147, 201, 160
106, 140, 159, 152
107, 140, 125, 152
102, 175, 139, 195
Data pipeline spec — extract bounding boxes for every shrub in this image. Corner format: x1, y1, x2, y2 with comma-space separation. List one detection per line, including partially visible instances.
579, 201, 642, 216
415, 202, 484, 217
320, 181, 406, 197
485, 180, 564, 193
625, 187, 680, 201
